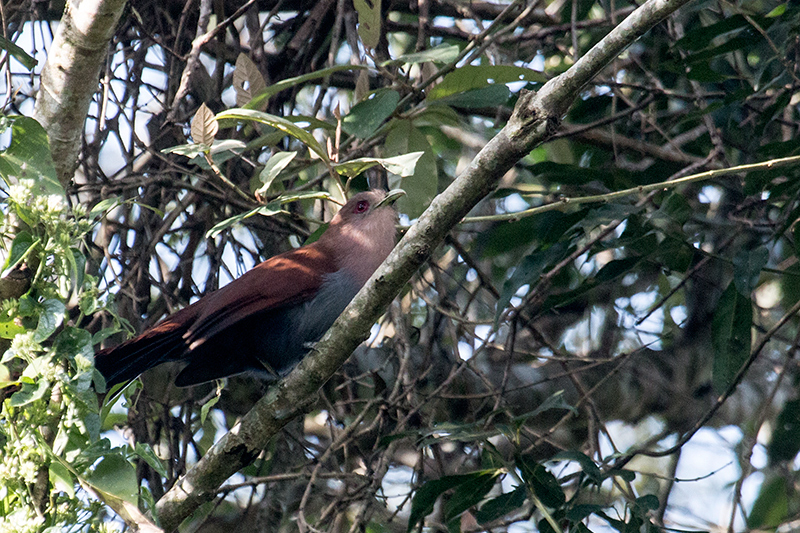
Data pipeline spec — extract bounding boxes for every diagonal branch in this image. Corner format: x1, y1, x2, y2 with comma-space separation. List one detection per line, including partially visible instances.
153, 0, 698, 529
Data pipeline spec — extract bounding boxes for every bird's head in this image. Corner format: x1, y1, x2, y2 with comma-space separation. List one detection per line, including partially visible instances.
322, 189, 405, 282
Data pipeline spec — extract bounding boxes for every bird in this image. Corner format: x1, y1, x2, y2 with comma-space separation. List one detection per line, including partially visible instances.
95, 189, 404, 389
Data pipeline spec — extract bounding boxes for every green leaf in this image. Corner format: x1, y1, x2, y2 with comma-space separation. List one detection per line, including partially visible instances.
595, 256, 642, 283
436, 85, 511, 109
54, 327, 94, 367
200, 391, 221, 425
732, 247, 769, 295
475, 485, 527, 524
85, 454, 139, 504
216, 108, 329, 163
49, 461, 75, 498
384, 120, 437, 218
89, 197, 121, 218
2, 231, 35, 276
0, 116, 63, 195
408, 472, 494, 532
383, 43, 461, 66
634, 494, 660, 511
674, 15, 750, 51
255, 151, 298, 197
35, 299, 66, 343
334, 152, 424, 178
512, 390, 577, 422
766, 3, 787, 17
9, 378, 49, 406
206, 204, 282, 239
607, 469, 636, 482
247, 65, 370, 109
516, 457, 565, 508
353, 0, 381, 49
428, 65, 546, 100
443, 471, 500, 522
496, 242, 571, 324
711, 282, 752, 394
342, 89, 400, 139
767, 398, 800, 464
0, 320, 25, 339
271, 190, 333, 205
134, 443, 168, 478
748, 475, 788, 529
566, 504, 605, 521
658, 192, 693, 225
209, 139, 246, 155
161, 143, 208, 158
551, 451, 603, 485
0, 35, 36, 70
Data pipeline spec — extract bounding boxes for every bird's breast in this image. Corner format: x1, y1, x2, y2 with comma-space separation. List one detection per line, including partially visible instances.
293, 269, 362, 343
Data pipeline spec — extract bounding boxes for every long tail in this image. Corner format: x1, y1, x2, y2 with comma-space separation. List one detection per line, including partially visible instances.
94, 307, 195, 387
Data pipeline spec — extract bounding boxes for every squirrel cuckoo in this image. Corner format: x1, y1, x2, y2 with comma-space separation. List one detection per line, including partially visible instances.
95, 189, 404, 388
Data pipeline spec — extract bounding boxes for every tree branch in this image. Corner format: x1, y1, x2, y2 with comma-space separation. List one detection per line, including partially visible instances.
154, 0, 697, 528
33, 0, 127, 186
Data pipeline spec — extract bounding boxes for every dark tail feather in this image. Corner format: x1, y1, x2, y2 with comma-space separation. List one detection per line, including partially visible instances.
94, 316, 192, 387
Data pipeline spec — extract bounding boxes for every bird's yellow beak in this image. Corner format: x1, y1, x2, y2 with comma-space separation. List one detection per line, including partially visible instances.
375, 189, 406, 209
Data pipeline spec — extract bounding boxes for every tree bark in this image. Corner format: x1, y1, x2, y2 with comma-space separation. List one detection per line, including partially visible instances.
33, 0, 127, 186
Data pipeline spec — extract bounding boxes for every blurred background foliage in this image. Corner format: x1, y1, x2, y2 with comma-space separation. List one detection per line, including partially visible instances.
1, 0, 800, 531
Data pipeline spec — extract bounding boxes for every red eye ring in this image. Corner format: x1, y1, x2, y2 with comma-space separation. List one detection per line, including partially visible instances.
354, 200, 369, 213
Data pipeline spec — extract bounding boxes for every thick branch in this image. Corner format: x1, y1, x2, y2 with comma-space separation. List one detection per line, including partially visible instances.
33, 0, 127, 186
154, 0, 697, 528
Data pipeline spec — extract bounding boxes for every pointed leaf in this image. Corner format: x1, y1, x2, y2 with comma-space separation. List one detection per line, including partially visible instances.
353, 0, 381, 49
2, 231, 34, 276
233, 53, 267, 107
9, 378, 49, 406
733, 247, 769, 295
200, 391, 221, 425
216, 108, 329, 162
711, 282, 752, 394
513, 390, 577, 422
256, 151, 298, 197
516, 457, 565, 508
407, 472, 496, 532
475, 485, 527, 524
0, 35, 36, 70
748, 475, 789, 529
342, 89, 400, 139
385, 120, 436, 218
383, 43, 461, 66
49, 461, 75, 498
191, 103, 218, 146
0, 116, 63, 195
247, 64, 369, 109
444, 471, 500, 522
429, 65, 546, 100
206, 204, 282, 239
84, 454, 139, 504
767, 398, 800, 464
334, 152, 424, 178
34, 298, 66, 343
134, 443, 168, 478
496, 242, 570, 324
551, 451, 603, 485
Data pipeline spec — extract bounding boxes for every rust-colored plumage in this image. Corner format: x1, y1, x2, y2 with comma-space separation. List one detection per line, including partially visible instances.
95, 189, 402, 387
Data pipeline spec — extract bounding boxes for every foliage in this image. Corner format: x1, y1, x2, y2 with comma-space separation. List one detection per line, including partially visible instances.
0, 118, 139, 531
1, 0, 800, 532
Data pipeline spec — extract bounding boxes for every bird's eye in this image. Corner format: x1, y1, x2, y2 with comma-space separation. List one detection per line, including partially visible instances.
354, 200, 370, 213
